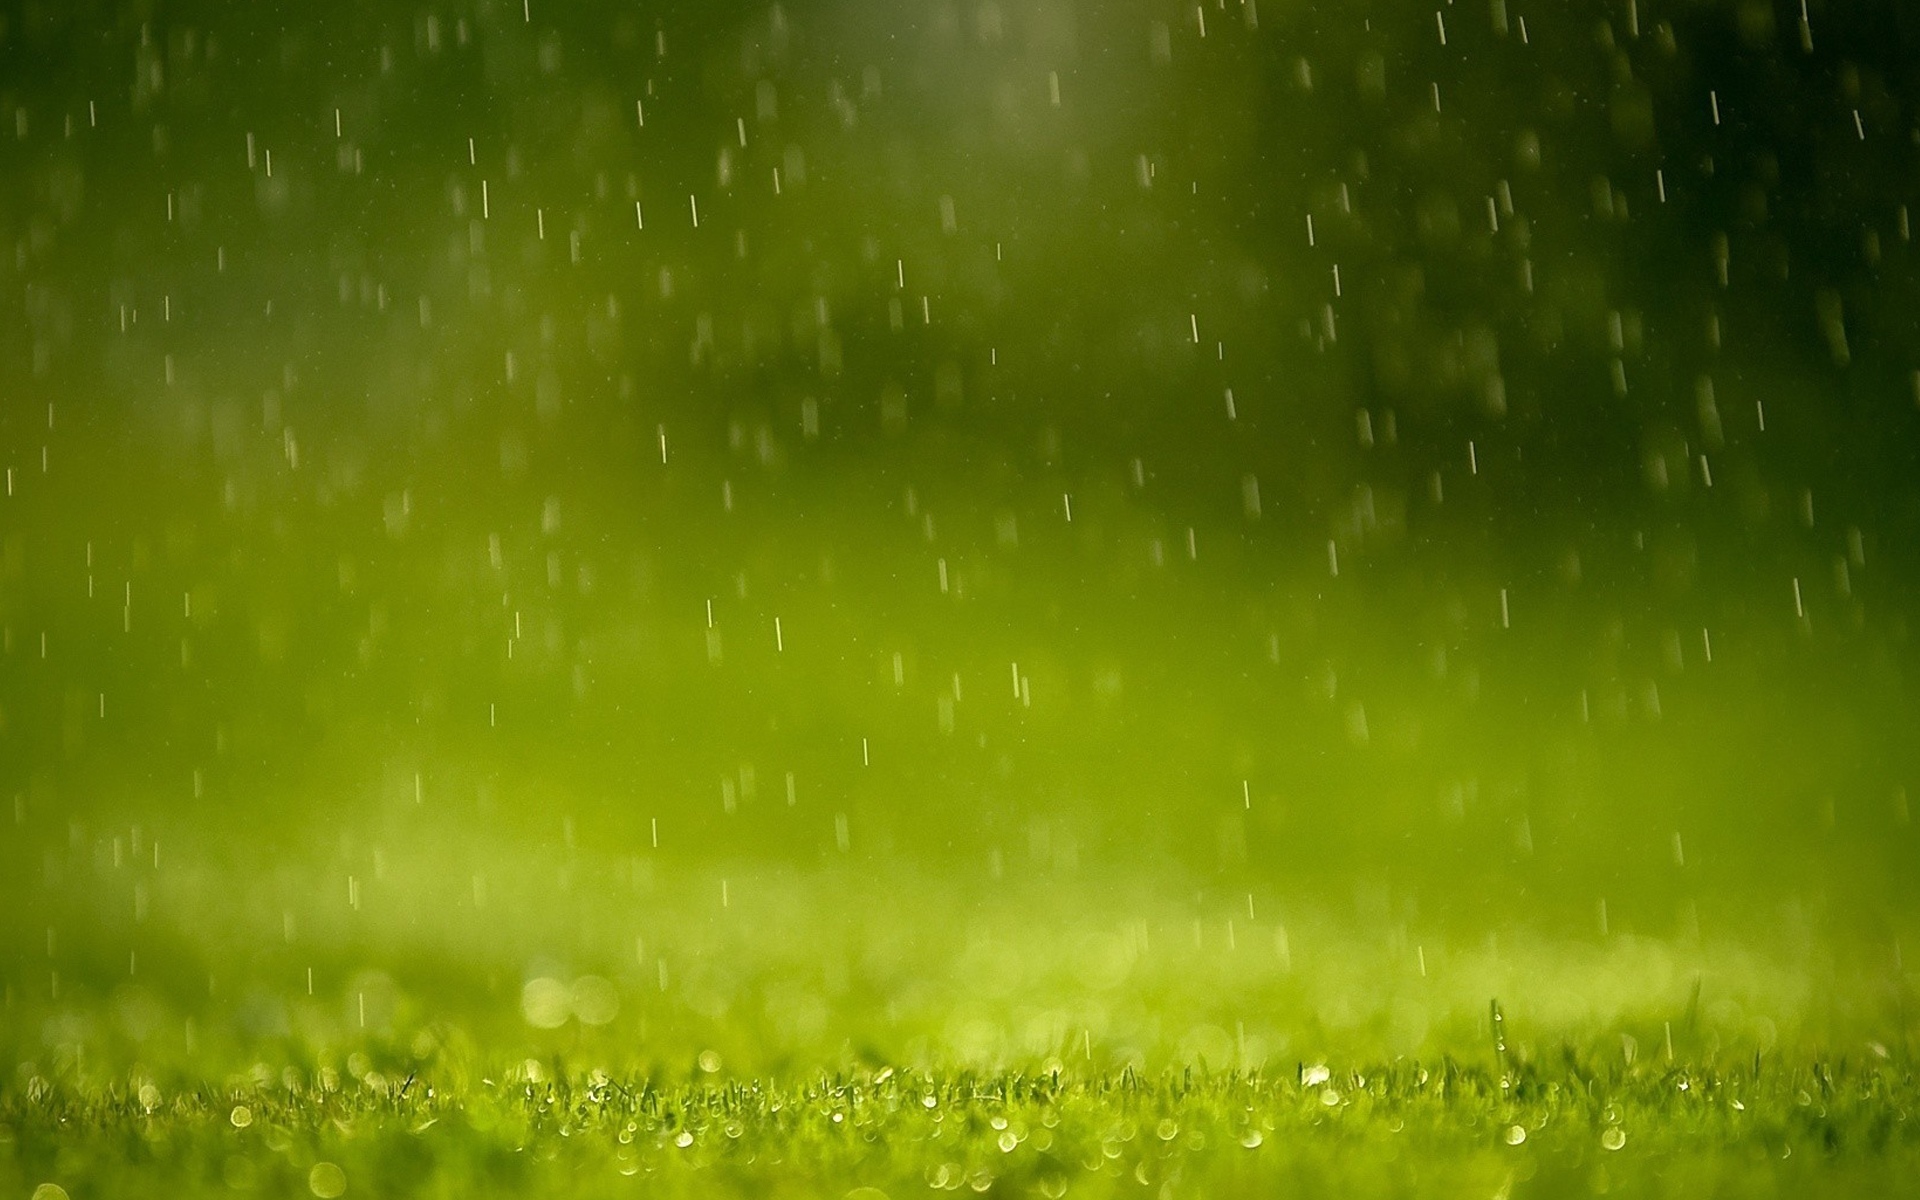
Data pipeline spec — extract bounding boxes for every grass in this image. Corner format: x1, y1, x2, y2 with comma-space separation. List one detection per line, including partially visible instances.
4, 1043, 1917, 1199
5, 865, 1918, 1197
4, 844, 1917, 1196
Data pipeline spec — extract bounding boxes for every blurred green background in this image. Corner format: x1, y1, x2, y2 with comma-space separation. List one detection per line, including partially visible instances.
0, 0, 1916, 1075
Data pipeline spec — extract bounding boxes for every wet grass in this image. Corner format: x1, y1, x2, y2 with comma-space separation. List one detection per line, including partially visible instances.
4, 847, 1913, 1197
3, 1038, 1917, 1198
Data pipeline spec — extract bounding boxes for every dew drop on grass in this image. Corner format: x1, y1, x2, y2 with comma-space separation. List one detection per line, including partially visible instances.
1505, 1124, 1527, 1145
307, 1161, 347, 1199
229, 1104, 253, 1128
1602, 1127, 1628, 1151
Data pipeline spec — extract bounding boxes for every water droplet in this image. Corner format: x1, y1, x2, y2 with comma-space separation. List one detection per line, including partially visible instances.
307, 1162, 347, 1199
520, 977, 570, 1028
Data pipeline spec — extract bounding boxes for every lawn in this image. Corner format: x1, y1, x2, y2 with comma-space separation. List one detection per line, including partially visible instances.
6, 1041, 1916, 1198
3, 849, 1915, 1197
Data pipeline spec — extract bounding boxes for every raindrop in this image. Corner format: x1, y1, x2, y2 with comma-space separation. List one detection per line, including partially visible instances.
307, 1163, 347, 1199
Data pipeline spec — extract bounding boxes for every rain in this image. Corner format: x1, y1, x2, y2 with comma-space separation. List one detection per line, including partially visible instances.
0, 0, 1916, 1195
